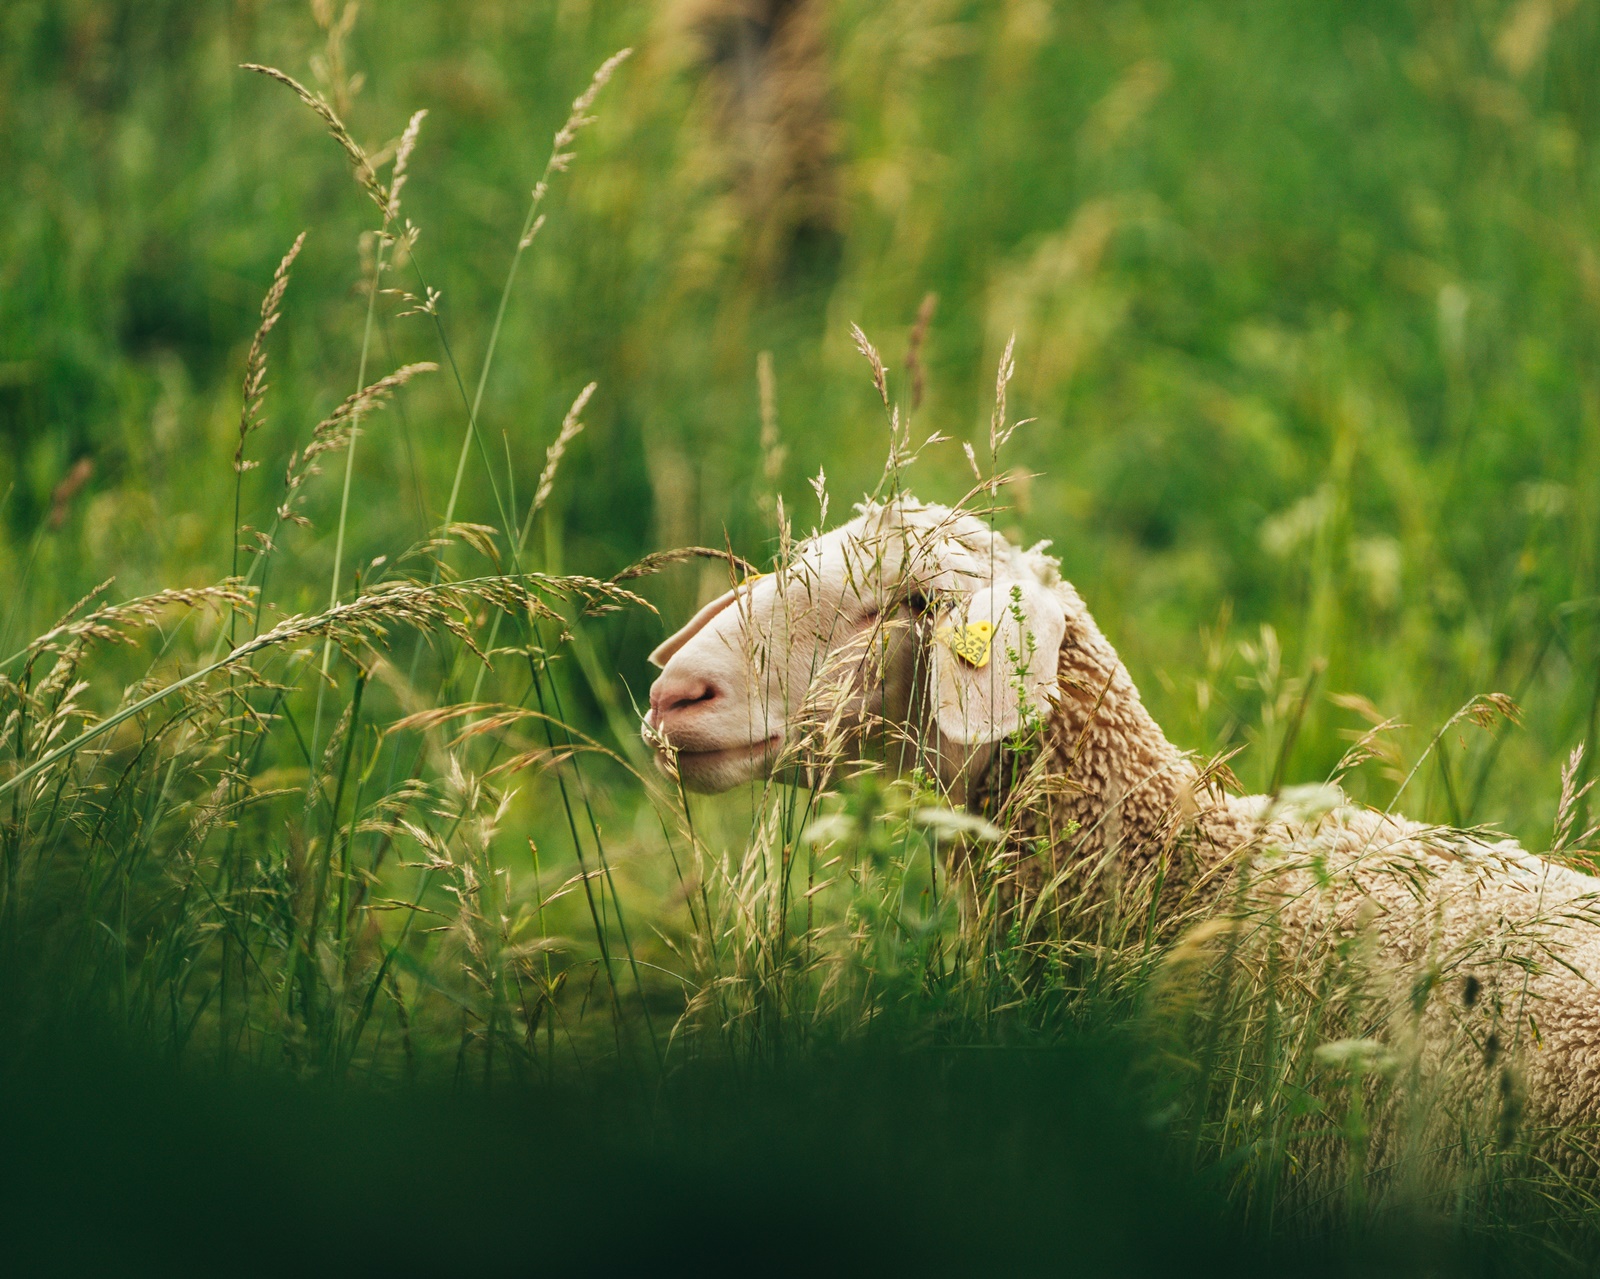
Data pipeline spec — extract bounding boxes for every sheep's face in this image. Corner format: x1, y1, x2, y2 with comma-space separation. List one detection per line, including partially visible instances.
642, 499, 1070, 793
642, 520, 925, 791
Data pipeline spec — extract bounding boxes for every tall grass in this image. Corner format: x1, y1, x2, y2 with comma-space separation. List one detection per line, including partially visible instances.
4, 2, 1600, 1270
7, 0, 1599, 846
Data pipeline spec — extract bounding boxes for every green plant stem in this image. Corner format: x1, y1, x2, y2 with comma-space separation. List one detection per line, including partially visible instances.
312, 229, 388, 766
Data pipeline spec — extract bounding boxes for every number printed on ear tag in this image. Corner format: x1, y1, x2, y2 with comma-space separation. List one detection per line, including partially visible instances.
937, 619, 995, 668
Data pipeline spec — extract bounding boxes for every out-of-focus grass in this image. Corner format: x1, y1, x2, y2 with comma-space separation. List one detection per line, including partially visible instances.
0, 1019, 1536, 1279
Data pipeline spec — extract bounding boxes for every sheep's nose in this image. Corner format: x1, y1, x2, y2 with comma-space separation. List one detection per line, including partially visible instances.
648, 672, 720, 724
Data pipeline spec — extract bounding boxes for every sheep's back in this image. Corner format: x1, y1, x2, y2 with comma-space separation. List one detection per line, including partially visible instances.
1235, 798, 1600, 1139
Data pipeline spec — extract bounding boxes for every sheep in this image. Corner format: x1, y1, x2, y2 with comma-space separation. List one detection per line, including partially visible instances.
641, 495, 1600, 1138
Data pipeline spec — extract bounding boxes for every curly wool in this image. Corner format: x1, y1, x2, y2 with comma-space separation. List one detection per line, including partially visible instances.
646, 491, 1600, 1134
956, 520, 1600, 1135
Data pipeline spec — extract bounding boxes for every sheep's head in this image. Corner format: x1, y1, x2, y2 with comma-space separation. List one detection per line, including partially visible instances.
642, 497, 1068, 792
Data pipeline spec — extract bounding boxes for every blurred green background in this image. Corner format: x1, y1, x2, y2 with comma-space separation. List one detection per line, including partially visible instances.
4, 0, 1599, 843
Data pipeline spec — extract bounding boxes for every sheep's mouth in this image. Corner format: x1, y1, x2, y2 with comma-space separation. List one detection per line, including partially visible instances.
652, 734, 783, 790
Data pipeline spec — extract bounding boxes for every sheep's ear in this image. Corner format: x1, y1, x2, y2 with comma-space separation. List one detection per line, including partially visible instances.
932, 579, 1065, 746
647, 587, 742, 668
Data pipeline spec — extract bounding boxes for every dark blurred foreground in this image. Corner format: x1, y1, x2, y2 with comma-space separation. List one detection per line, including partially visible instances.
0, 1024, 1556, 1278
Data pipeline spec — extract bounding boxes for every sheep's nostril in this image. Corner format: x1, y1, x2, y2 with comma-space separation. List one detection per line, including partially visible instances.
671, 684, 716, 713
649, 675, 720, 720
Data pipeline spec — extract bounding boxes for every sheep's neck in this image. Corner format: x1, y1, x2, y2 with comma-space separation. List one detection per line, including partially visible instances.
964, 609, 1238, 891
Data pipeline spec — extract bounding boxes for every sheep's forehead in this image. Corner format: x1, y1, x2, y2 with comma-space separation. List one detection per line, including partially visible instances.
773, 529, 893, 603
789, 496, 1061, 591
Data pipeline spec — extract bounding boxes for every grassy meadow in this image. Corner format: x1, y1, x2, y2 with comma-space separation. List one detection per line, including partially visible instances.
5, 0, 1600, 1271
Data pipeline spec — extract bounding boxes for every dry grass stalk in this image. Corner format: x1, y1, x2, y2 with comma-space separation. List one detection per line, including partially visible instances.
0, 570, 645, 804
552, 48, 633, 169
385, 109, 427, 223
1553, 744, 1598, 856
529, 382, 597, 522
809, 466, 830, 529
240, 63, 389, 212
609, 545, 757, 584
278, 362, 436, 528
989, 332, 1019, 454
237, 232, 308, 474
516, 48, 632, 255
452, 47, 631, 533
850, 322, 889, 408
19, 584, 253, 666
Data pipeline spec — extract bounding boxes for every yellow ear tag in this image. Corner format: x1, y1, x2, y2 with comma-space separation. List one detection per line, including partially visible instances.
937, 619, 995, 668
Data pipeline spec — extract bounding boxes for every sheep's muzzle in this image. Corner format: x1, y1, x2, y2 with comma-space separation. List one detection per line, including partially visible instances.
642, 667, 785, 792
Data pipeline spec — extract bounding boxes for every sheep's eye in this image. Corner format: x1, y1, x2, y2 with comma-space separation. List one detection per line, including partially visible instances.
907, 591, 931, 615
